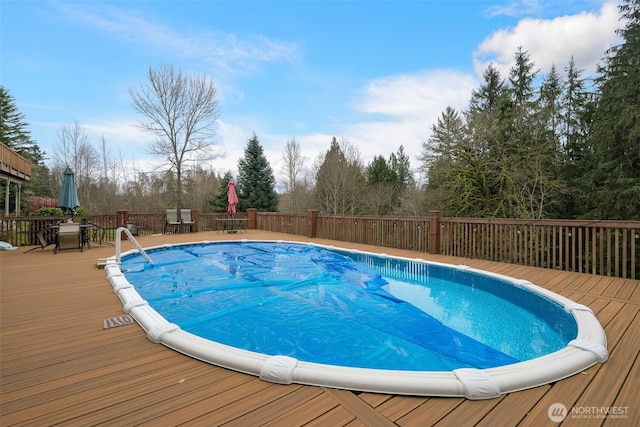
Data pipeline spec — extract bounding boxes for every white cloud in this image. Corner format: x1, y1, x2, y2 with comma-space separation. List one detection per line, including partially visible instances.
214, 120, 249, 174
216, 70, 478, 179
474, 1, 620, 77
84, 118, 151, 146
55, 3, 300, 78
486, 0, 543, 18
346, 70, 478, 164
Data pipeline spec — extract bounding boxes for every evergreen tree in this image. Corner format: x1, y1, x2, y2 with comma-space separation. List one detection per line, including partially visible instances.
537, 64, 563, 137
0, 86, 49, 214
468, 64, 505, 119
315, 137, 348, 214
366, 155, 396, 185
561, 57, 591, 156
363, 146, 416, 215
237, 133, 278, 212
586, 0, 640, 219
521, 64, 565, 218
504, 47, 554, 218
0, 86, 44, 163
509, 47, 538, 114
363, 155, 398, 215
559, 57, 593, 218
389, 145, 416, 190
425, 51, 565, 218
465, 64, 506, 167
314, 137, 364, 214
463, 65, 511, 216
500, 47, 539, 160
421, 107, 484, 216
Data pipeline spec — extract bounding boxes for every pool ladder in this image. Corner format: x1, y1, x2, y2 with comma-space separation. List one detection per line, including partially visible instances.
115, 226, 154, 265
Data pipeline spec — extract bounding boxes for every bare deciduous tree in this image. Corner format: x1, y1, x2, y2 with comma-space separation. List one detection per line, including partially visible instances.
52, 120, 99, 210
129, 64, 220, 219
281, 137, 305, 213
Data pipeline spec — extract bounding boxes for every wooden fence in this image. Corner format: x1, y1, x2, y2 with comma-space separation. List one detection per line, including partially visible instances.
0, 212, 248, 247
440, 217, 639, 279
259, 211, 639, 280
1, 210, 638, 279
256, 212, 433, 253
257, 212, 309, 236
314, 215, 431, 253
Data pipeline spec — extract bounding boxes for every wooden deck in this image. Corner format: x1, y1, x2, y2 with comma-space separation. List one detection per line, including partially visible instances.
1, 230, 638, 426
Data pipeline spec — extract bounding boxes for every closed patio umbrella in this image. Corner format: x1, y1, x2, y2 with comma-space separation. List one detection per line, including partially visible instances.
227, 179, 238, 217
59, 166, 80, 214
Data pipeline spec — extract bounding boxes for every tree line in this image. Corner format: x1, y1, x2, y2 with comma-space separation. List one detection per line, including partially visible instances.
1, 0, 638, 220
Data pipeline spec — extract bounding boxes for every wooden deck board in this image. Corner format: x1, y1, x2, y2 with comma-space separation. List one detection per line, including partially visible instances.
322, 387, 397, 427
606, 350, 640, 426
261, 389, 344, 426
2, 230, 638, 426
517, 366, 601, 427
615, 279, 640, 303
304, 405, 357, 426
221, 386, 325, 427
571, 307, 640, 415
432, 397, 503, 426
395, 398, 463, 427
375, 395, 428, 422
186, 383, 307, 426
475, 385, 550, 426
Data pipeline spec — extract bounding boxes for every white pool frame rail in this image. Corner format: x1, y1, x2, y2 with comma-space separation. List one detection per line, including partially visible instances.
103, 239, 608, 400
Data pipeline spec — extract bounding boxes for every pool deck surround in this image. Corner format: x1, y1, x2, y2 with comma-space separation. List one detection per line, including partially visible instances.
1, 230, 638, 426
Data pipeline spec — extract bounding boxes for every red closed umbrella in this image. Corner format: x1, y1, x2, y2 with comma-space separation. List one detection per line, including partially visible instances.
227, 179, 238, 217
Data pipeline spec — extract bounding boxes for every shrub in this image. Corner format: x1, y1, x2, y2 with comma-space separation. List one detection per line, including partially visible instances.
31, 207, 64, 216
31, 207, 89, 216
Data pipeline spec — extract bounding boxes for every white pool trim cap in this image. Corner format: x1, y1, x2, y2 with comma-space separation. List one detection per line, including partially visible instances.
105, 240, 608, 399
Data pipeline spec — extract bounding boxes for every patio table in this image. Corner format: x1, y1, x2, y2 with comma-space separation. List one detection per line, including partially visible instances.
215, 218, 247, 233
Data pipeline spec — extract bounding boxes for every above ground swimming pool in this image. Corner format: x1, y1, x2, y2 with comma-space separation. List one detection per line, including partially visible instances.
104, 239, 608, 399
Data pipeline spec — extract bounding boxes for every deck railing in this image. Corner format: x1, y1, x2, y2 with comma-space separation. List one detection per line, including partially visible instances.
257, 211, 639, 280
257, 212, 309, 236
2, 210, 638, 279
0, 212, 249, 247
439, 217, 639, 279
314, 215, 431, 253
1, 143, 32, 181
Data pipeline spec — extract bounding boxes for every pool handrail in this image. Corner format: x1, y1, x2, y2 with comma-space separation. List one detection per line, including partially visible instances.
115, 226, 154, 265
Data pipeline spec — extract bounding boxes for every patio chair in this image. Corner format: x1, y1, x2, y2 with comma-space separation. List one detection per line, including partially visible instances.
54, 223, 83, 254
88, 222, 103, 245
24, 229, 55, 253
165, 209, 181, 233
87, 222, 114, 246
127, 222, 140, 236
180, 209, 195, 232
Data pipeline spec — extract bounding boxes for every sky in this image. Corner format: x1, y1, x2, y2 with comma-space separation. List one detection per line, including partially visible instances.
1, 0, 622, 185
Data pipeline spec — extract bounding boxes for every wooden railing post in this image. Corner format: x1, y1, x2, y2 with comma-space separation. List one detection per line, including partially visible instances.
247, 208, 257, 229
117, 209, 128, 240
429, 210, 441, 254
307, 209, 318, 238
191, 209, 199, 232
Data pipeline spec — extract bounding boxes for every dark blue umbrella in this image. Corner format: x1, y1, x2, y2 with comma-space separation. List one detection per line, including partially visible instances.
59, 166, 80, 213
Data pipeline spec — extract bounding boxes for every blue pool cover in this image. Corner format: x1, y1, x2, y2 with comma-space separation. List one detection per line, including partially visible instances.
121, 242, 577, 371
